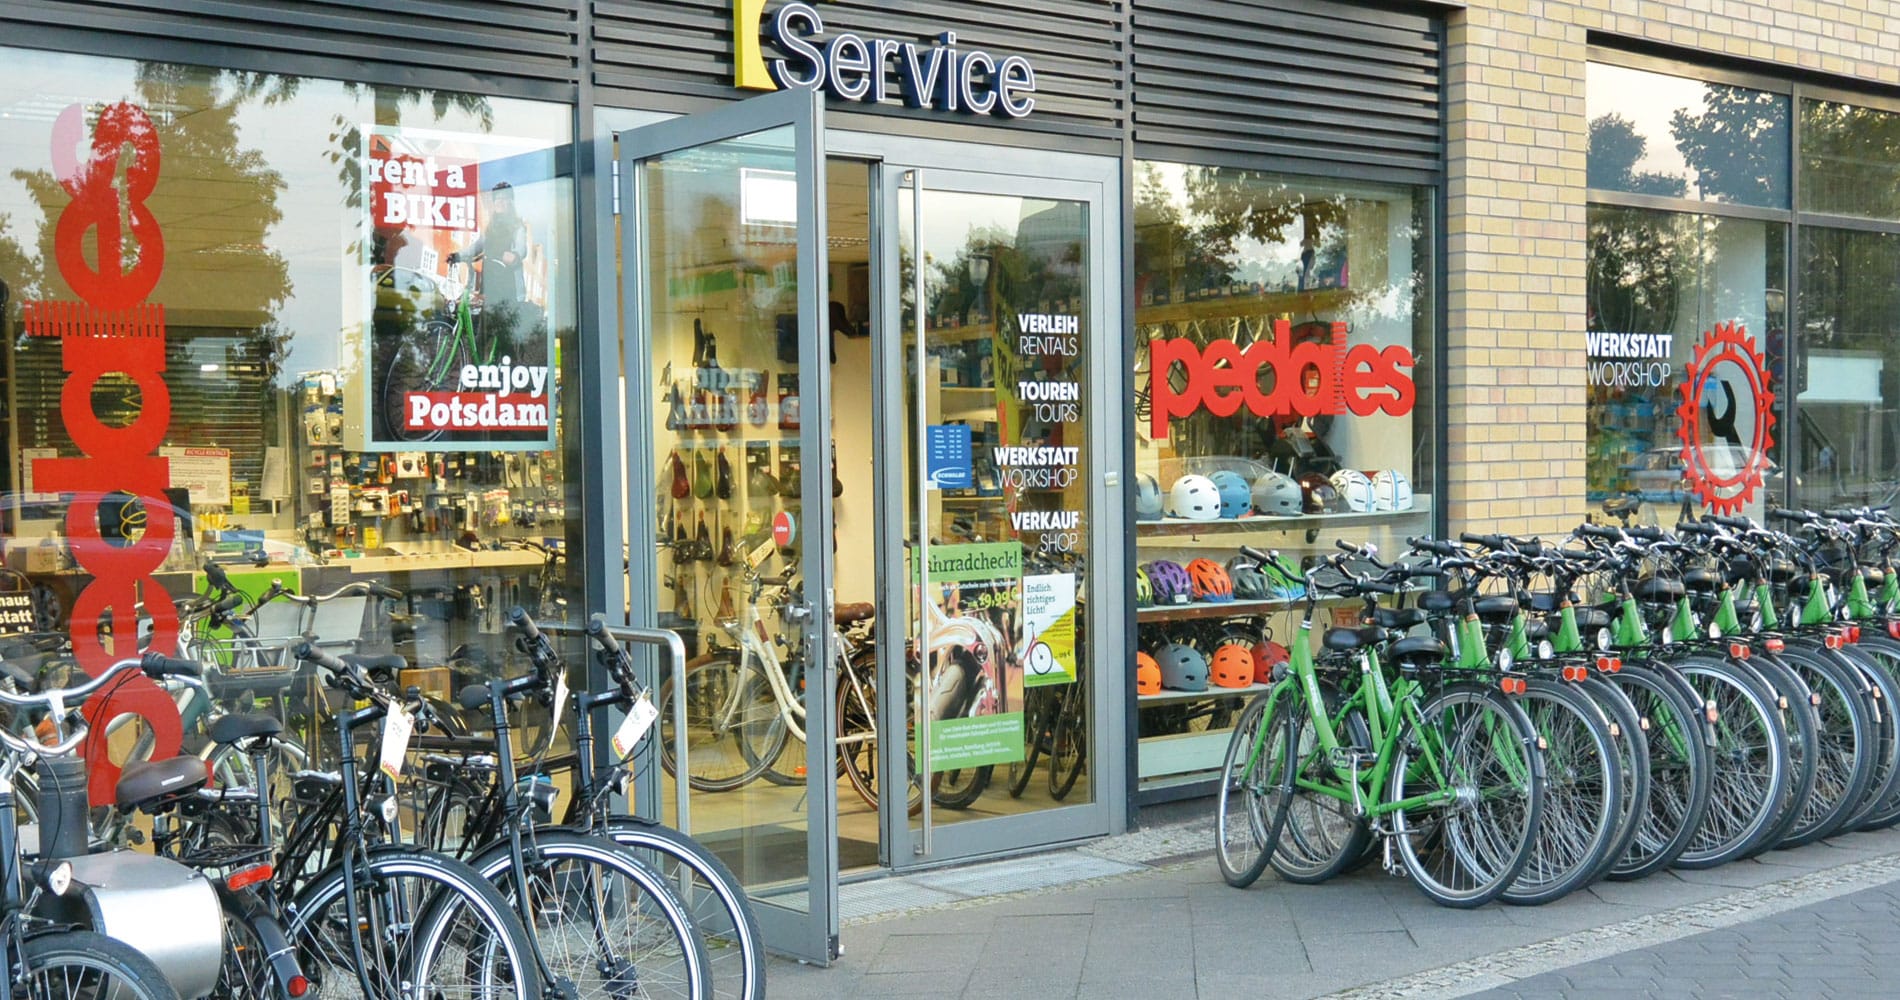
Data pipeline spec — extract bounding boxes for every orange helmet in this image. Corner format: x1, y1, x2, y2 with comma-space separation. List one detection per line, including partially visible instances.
1185, 558, 1234, 603
1253, 639, 1290, 685
1211, 642, 1254, 689
1135, 651, 1161, 695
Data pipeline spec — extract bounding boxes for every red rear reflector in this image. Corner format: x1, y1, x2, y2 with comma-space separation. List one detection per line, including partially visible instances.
1889, 621, 1900, 640
1850, 625, 1863, 643
1730, 643, 1750, 660
225, 864, 272, 891
1765, 638, 1785, 652
287, 976, 310, 998
1595, 656, 1622, 673
1500, 677, 1526, 695
1826, 634, 1844, 650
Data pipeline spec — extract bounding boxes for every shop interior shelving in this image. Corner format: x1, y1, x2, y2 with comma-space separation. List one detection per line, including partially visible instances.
1136, 494, 1432, 539
1134, 286, 1355, 328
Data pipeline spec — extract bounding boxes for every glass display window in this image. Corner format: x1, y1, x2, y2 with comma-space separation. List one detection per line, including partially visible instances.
0, 46, 580, 772
1129, 162, 1437, 793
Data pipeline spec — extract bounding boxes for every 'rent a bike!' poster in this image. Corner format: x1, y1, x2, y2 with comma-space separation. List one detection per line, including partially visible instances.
360, 125, 558, 451
913, 542, 1026, 772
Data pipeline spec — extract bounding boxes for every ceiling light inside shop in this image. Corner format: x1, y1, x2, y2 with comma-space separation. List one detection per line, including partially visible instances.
200, 364, 220, 373
741, 168, 797, 226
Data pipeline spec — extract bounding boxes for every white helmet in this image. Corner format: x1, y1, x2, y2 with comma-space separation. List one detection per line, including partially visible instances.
1372, 469, 1413, 512
1331, 469, 1375, 513
1251, 471, 1302, 516
1166, 474, 1222, 521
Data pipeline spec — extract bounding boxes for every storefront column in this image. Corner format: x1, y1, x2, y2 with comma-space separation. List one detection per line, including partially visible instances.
1443, 6, 1592, 537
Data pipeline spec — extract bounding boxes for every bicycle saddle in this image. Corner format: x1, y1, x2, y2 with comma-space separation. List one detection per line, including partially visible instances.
1472, 595, 1519, 620
1322, 626, 1371, 651
668, 450, 689, 500
835, 602, 875, 624
1388, 635, 1446, 662
1634, 577, 1685, 602
1416, 590, 1458, 614
116, 755, 209, 813
1375, 607, 1427, 631
1682, 568, 1724, 592
693, 450, 714, 499
208, 712, 284, 746
716, 448, 733, 500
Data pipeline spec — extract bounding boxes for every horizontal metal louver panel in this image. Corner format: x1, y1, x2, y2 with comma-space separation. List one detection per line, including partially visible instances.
592, 0, 1126, 143
1132, 0, 1441, 180
10, 329, 277, 505
1, 0, 581, 90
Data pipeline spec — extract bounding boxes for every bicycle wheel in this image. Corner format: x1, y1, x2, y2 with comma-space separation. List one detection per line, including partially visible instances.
1271, 690, 1373, 885
659, 656, 786, 793
1844, 635, 1900, 830
380, 318, 458, 443
1215, 694, 1292, 888
288, 846, 542, 1000
470, 830, 710, 1000
20, 929, 181, 1000
1577, 674, 1649, 884
1502, 678, 1621, 906
215, 896, 277, 1000
1048, 679, 1087, 801
1777, 646, 1876, 846
1743, 652, 1820, 854
1007, 688, 1053, 799
1605, 661, 1712, 880
1388, 682, 1544, 909
605, 817, 766, 1000
930, 765, 990, 809
1673, 657, 1791, 868
838, 652, 921, 815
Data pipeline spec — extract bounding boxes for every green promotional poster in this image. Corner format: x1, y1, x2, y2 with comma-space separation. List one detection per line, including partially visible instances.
1021, 572, 1077, 687
913, 542, 1025, 772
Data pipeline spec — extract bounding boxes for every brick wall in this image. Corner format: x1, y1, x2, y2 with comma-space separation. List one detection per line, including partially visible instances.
1444, 0, 1900, 538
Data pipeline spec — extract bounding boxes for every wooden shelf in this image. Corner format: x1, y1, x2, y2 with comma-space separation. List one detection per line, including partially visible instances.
1138, 596, 1297, 622
929, 322, 999, 344
1137, 494, 1432, 539
1135, 287, 1355, 328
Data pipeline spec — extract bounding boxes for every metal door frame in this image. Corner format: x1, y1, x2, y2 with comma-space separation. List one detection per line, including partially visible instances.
616, 84, 842, 963
858, 142, 1127, 870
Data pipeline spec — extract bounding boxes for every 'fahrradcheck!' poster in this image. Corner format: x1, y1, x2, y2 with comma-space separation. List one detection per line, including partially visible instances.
912, 542, 1026, 772
360, 125, 560, 451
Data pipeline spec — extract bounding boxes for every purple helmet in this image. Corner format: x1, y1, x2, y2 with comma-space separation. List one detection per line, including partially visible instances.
1146, 560, 1192, 605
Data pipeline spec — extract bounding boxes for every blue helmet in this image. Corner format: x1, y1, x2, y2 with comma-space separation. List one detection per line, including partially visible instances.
1208, 470, 1252, 519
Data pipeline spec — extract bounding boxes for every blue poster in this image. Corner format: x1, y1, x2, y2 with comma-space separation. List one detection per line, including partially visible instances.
926, 424, 973, 490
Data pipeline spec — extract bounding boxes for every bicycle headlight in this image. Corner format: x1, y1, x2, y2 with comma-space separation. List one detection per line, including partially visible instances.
36, 860, 73, 897
1596, 628, 1612, 652
1495, 648, 1514, 671
1536, 639, 1554, 661
380, 795, 399, 826
1708, 621, 1722, 640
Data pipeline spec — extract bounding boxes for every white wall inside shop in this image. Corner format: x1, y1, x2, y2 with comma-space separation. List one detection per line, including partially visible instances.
1323, 191, 1416, 477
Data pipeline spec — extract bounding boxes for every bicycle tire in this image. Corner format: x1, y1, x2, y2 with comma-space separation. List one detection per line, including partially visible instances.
1776, 645, 1877, 846
1843, 634, 1900, 830
1502, 678, 1621, 906
1742, 652, 1820, 854
605, 816, 767, 1000
379, 318, 458, 443
214, 891, 279, 1000
1389, 682, 1544, 909
20, 929, 181, 1000
838, 652, 921, 815
1673, 657, 1791, 868
1832, 637, 1900, 830
1604, 661, 1713, 880
930, 765, 990, 809
1214, 693, 1286, 889
659, 657, 785, 793
288, 845, 544, 1000
469, 829, 711, 1000
1007, 688, 1052, 799
1271, 686, 1373, 885
1576, 673, 1649, 884
1049, 680, 1086, 801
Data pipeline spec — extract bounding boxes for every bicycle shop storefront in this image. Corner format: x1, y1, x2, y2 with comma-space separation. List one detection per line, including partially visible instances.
606, 54, 1129, 967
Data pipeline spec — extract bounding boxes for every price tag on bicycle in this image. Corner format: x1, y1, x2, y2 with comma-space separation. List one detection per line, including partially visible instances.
548, 669, 569, 737
611, 692, 659, 759
380, 706, 415, 780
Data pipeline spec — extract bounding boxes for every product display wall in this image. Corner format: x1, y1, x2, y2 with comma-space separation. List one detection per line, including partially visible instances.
1130, 163, 1436, 793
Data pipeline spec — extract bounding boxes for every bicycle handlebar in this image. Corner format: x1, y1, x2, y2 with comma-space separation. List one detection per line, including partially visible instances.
1407, 536, 1463, 557
585, 614, 623, 656
139, 652, 202, 678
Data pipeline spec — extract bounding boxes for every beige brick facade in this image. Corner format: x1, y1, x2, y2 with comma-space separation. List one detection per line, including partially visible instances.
1444, 0, 1900, 537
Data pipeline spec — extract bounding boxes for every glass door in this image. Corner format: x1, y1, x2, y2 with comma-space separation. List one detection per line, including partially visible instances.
618, 87, 840, 963
876, 167, 1111, 865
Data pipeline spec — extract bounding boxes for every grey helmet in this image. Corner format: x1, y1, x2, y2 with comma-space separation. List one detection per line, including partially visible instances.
1251, 470, 1302, 517
1135, 473, 1165, 521
1156, 642, 1210, 692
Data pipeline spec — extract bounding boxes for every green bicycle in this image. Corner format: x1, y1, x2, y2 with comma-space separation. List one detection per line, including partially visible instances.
379, 260, 502, 443
1216, 542, 1546, 908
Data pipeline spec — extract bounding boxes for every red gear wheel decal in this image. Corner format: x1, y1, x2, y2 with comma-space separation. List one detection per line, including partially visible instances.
1675, 322, 1776, 514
